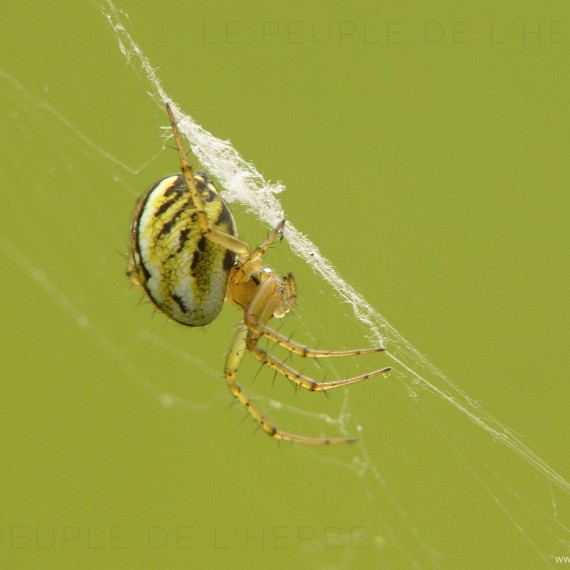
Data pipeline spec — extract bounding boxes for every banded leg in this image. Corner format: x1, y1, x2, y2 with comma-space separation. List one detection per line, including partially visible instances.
224, 323, 355, 444
244, 315, 387, 358
249, 345, 390, 391
166, 103, 251, 258
243, 277, 391, 384
230, 220, 286, 284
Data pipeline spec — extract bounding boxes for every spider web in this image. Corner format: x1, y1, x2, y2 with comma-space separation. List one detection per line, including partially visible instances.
1, 2, 568, 568
100, 1, 569, 490
99, 1, 569, 565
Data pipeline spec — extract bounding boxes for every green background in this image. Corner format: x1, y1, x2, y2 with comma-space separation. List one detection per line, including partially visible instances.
1, 1, 569, 568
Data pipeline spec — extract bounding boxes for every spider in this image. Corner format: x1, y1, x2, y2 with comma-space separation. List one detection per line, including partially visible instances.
127, 103, 390, 444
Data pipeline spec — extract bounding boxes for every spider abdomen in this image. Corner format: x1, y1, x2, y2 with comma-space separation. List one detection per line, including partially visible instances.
129, 172, 237, 326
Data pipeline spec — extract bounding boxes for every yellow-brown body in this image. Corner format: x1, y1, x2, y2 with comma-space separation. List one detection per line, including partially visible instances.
128, 172, 236, 326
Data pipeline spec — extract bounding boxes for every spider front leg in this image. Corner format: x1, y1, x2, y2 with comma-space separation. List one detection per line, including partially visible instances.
246, 316, 387, 358
224, 323, 355, 445
243, 277, 391, 392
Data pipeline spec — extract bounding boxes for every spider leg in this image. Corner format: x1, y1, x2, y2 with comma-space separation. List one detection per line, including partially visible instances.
245, 316, 387, 359
243, 277, 391, 387
230, 220, 286, 284
166, 103, 251, 258
224, 323, 355, 444
249, 345, 390, 391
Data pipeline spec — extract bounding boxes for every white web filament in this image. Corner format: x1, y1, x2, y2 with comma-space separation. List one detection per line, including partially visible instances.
101, 0, 569, 498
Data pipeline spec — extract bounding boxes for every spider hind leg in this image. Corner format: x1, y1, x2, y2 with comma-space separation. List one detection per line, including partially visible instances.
224, 323, 356, 445
225, 270, 390, 443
